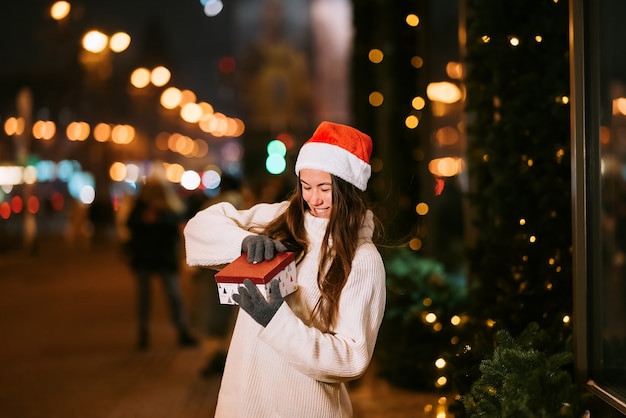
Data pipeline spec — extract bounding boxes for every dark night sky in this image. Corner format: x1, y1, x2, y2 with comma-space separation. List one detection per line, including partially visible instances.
0, 0, 232, 106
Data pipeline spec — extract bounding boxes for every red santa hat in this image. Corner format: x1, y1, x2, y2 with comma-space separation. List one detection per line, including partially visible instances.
295, 121, 372, 191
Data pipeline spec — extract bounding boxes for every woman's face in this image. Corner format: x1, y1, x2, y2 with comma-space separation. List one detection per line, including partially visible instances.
299, 168, 333, 218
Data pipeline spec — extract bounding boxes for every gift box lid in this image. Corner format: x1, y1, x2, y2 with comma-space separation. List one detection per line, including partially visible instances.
215, 252, 295, 284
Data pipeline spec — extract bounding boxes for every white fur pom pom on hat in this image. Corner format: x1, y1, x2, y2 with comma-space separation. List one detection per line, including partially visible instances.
295, 121, 372, 191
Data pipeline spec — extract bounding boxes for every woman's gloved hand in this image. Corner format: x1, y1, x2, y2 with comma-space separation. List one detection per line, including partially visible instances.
232, 278, 284, 327
241, 235, 287, 263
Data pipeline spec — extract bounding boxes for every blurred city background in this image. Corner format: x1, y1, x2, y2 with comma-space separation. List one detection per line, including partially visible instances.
1, 0, 602, 417
0, 0, 463, 250
0, 1, 466, 416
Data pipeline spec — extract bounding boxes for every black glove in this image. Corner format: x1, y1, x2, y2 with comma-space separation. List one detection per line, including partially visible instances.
232, 278, 284, 327
241, 235, 288, 263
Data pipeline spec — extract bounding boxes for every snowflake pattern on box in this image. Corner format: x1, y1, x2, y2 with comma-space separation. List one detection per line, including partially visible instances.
215, 252, 297, 305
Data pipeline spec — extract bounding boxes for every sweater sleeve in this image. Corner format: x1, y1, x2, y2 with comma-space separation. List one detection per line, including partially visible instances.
183, 201, 289, 267
259, 244, 386, 383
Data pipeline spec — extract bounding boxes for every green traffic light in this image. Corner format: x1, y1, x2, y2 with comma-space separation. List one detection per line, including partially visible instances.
267, 139, 287, 157
266, 154, 286, 174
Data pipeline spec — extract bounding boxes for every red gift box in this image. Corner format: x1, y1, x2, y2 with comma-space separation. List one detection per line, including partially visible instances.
214, 252, 297, 305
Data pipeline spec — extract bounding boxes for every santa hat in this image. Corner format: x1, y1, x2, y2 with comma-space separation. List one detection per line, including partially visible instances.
295, 121, 372, 191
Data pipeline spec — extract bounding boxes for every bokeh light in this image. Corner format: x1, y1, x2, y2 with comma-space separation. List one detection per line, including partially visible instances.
109, 32, 131, 52
50, 1, 71, 21
82, 30, 108, 53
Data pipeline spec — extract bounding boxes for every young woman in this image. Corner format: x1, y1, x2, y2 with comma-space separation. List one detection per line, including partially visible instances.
184, 121, 386, 417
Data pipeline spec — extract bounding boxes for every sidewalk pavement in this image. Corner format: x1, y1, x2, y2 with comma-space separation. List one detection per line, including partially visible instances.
0, 235, 449, 418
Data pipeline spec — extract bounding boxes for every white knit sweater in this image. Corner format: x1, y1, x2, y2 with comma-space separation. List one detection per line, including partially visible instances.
184, 201, 386, 418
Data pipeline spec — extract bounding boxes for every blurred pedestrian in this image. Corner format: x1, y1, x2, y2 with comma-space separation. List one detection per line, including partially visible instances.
184, 121, 386, 417
126, 173, 197, 350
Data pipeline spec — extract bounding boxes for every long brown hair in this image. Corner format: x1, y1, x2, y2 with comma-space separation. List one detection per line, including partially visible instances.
262, 174, 372, 332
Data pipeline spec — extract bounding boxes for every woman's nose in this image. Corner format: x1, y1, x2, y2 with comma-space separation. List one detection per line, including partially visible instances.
310, 190, 322, 204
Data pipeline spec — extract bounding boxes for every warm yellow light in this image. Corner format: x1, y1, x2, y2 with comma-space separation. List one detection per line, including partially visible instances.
50, 1, 71, 20
406, 14, 419, 27
168, 133, 181, 152
210, 112, 229, 136
428, 157, 463, 177
198, 101, 215, 116
109, 32, 131, 53
161, 87, 183, 109
435, 358, 446, 368
509, 36, 520, 46
535, 35, 543, 43
199, 114, 217, 133
529, 235, 537, 243
82, 30, 109, 53
435, 127, 459, 145
180, 90, 197, 107
111, 124, 135, 144
423, 298, 432, 307
450, 315, 461, 326
109, 162, 127, 182
151, 66, 171, 87
426, 82, 462, 104
615, 98, 626, 115
130, 68, 151, 88
224, 118, 238, 137
165, 163, 185, 183
409, 238, 422, 251
520, 218, 526, 225
32, 120, 56, 140
174, 135, 194, 155
411, 56, 424, 68
486, 319, 496, 328
415, 202, 429, 215
368, 49, 384, 64
369, 91, 384, 107
563, 315, 571, 324
481, 35, 491, 43
93, 123, 111, 142
180, 102, 203, 123
232, 118, 245, 137
193, 139, 209, 158
4, 117, 24, 136
435, 376, 447, 387
405, 115, 419, 129
446, 61, 463, 79
66, 121, 90, 141
425, 312, 437, 323
412, 96, 425, 110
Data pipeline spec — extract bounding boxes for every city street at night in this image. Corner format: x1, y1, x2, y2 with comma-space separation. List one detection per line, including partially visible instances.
5, 0, 617, 415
